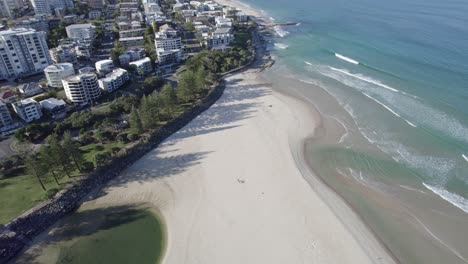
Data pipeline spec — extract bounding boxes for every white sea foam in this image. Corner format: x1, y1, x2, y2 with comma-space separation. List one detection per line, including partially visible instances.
463, 154, 468, 162
304, 61, 313, 66
274, 43, 289, 49
423, 183, 468, 214
335, 53, 359, 65
328, 67, 399, 92
362, 93, 401, 118
405, 119, 417, 128
274, 25, 290, 37
319, 66, 468, 143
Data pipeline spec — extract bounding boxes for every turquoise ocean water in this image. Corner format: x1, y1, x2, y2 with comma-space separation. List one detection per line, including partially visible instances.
240, 0, 468, 262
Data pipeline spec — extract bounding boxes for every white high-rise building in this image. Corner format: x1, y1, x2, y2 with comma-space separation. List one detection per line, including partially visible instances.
95, 59, 114, 74
29, 0, 72, 16
30, 0, 51, 15
129, 57, 152, 75
0, 28, 52, 80
12, 98, 42, 123
154, 24, 183, 65
154, 24, 182, 51
65, 24, 96, 40
0, 0, 23, 18
44, 63, 75, 88
98, 68, 129, 92
62, 73, 102, 103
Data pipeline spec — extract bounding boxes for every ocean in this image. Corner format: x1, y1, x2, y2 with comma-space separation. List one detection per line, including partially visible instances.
241, 0, 468, 262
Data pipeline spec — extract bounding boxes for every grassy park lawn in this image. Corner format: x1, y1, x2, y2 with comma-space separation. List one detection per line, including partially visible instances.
0, 141, 125, 225
81, 142, 126, 166
0, 171, 72, 225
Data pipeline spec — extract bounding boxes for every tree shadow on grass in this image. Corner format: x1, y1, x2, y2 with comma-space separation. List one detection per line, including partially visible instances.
14, 205, 153, 264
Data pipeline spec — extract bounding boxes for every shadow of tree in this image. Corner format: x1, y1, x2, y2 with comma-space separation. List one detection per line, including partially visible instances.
14, 205, 152, 264
91, 151, 212, 195
168, 82, 272, 142
90, 77, 271, 196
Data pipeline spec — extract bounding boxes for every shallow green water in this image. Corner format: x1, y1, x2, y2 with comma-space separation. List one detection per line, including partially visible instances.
56, 208, 164, 264
18, 206, 165, 264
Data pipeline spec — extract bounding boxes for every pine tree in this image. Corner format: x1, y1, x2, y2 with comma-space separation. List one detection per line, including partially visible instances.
160, 83, 177, 117
139, 92, 161, 129
39, 146, 61, 187
129, 106, 143, 134
194, 67, 208, 92
62, 131, 85, 172
47, 135, 73, 178
25, 154, 47, 191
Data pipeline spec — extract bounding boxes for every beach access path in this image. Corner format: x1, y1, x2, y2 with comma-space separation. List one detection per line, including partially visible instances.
72, 68, 394, 263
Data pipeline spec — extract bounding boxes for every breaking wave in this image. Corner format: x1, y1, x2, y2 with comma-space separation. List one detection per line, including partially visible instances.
274, 25, 290, 37
274, 43, 289, 49
329, 67, 399, 92
335, 53, 359, 65
423, 183, 468, 214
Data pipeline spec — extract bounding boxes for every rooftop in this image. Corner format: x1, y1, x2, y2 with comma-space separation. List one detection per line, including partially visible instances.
101, 68, 128, 81
64, 73, 96, 82
130, 57, 151, 65
44, 63, 74, 72
17, 98, 37, 105
39, 98, 66, 109
66, 23, 96, 29
0, 28, 36, 36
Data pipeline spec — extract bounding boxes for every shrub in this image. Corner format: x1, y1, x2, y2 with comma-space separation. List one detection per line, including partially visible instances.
94, 151, 111, 167
111, 146, 121, 154
81, 161, 94, 172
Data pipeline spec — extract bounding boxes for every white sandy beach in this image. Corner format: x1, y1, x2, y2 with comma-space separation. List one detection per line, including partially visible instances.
61, 68, 394, 264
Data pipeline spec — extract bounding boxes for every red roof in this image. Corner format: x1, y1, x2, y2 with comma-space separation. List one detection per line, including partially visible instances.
1, 90, 15, 100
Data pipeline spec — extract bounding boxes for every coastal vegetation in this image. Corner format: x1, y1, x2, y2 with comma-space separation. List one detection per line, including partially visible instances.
0, 17, 254, 226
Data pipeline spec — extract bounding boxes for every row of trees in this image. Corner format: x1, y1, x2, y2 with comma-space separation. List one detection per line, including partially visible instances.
25, 132, 87, 192
128, 68, 209, 134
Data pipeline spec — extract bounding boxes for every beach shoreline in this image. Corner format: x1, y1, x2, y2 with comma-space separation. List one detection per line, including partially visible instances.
15, 3, 396, 264
17, 41, 394, 264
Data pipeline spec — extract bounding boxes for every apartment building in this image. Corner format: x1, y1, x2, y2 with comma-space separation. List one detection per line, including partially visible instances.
44, 62, 75, 88
0, 28, 52, 79
119, 36, 144, 48
62, 73, 102, 103
49, 45, 77, 64
65, 24, 96, 40
98, 68, 129, 92
95, 59, 114, 74
12, 98, 42, 122
129, 57, 152, 75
